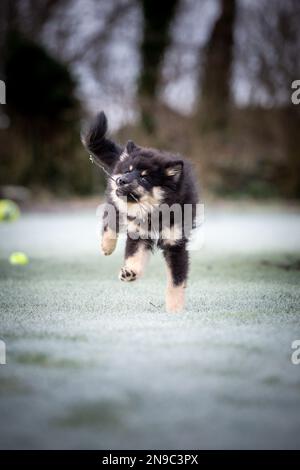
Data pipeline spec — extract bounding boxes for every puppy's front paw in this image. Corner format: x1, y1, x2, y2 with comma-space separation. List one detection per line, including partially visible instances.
101, 230, 117, 256
119, 267, 137, 282
101, 240, 116, 256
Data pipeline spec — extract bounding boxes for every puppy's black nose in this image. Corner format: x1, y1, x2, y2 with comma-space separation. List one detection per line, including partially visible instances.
117, 176, 127, 186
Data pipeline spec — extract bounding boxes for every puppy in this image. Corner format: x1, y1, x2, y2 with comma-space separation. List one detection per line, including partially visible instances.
82, 112, 199, 313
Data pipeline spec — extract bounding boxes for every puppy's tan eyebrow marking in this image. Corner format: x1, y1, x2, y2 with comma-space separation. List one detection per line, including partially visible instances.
141, 170, 148, 176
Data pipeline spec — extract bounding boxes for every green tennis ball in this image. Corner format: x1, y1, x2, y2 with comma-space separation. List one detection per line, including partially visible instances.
0, 199, 20, 222
9, 252, 29, 266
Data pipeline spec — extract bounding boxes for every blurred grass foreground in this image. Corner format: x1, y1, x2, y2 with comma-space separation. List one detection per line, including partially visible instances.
0, 0, 300, 201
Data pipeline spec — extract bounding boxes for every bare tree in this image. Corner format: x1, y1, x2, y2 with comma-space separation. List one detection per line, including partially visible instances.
198, 0, 236, 132
138, 0, 179, 132
235, 0, 300, 195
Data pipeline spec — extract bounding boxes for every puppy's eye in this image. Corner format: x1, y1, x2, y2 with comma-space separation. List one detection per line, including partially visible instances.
140, 175, 149, 183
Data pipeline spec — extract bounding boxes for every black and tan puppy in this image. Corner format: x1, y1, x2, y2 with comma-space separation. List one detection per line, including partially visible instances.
82, 111, 199, 313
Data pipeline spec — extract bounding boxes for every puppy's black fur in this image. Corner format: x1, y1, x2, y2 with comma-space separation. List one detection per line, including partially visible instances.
82, 111, 199, 312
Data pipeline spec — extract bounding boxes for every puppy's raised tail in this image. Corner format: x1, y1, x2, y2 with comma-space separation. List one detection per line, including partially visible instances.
81, 111, 121, 170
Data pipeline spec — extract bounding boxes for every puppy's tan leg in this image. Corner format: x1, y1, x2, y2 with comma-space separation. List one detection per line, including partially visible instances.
119, 238, 151, 282
165, 266, 185, 313
101, 204, 119, 255
101, 226, 118, 255
163, 244, 188, 313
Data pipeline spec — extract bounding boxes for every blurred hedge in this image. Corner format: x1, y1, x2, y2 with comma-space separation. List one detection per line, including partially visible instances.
0, 32, 103, 196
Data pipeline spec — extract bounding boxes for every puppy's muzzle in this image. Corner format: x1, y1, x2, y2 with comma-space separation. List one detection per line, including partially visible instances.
116, 169, 139, 187
116, 170, 140, 200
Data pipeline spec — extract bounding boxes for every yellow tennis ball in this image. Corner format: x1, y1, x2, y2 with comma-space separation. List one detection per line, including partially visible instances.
9, 252, 29, 266
0, 199, 20, 222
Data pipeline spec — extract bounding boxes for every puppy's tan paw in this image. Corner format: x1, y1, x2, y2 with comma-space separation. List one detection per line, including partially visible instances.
101, 230, 117, 256
119, 267, 137, 282
166, 285, 185, 313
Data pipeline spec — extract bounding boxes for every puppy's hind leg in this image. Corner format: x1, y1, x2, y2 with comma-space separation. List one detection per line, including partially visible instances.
119, 237, 153, 282
163, 244, 189, 313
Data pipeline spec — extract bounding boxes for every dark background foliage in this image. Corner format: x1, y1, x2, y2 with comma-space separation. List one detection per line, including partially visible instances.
0, 0, 299, 199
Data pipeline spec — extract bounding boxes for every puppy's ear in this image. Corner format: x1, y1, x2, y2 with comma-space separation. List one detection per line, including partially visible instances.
120, 141, 138, 161
126, 140, 137, 153
165, 160, 183, 181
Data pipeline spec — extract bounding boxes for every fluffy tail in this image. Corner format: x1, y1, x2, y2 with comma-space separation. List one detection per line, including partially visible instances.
81, 111, 121, 169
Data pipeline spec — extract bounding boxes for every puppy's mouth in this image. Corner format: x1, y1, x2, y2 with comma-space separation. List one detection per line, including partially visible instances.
116, 188, 140, 202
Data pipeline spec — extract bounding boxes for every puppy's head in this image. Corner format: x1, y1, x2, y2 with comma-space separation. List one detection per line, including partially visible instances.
112, 141, 183, 207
